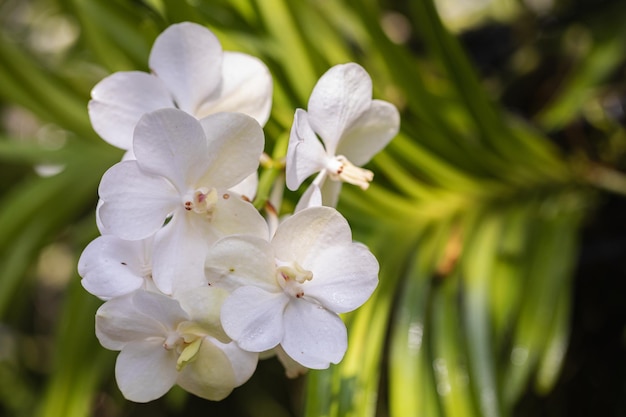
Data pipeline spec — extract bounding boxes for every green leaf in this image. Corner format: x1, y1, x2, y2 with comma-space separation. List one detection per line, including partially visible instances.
501, 203, 583, 410
388, 222, 452, 417
461, 212, 504, 417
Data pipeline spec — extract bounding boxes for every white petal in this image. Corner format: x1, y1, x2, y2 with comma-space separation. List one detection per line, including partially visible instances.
273, 345, 308, 378
177, 337, 239, 400
95, 199, 107, 234
209, 192, 269, 240
98, 161, 179, 240
196, 52, 273, 126
198, 112, 264, 189
95, 293, 166, 350
285, 109, 327, 191
177, 287, 230, 343
88, 71, 173, 150
305, 244, 379, 313
151, 194, 267, 295
294, 182, 323, 213
78, 235, 149, 300
149, 22, 222, 114
272, 206, 352, 265
133, 108, 210, 190
336, 100, 400, 166
307, 63, 372, 155
131, 288, 190, 327
281, 300, 347, 369
115, 339, 178, 402
205, 235, 277, 293
214, 338, 259, 386
151, 215, 211, 295
229, 171, 258, 201
121, 148, 136, 161
221, 286, 288, 352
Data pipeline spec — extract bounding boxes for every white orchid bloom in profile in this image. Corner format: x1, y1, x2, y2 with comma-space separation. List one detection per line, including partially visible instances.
206, 206, 379, 369
89, 21, 273, 153
286, 63, 400, 207
95, 289, 258, 402
98, 108, 268, 294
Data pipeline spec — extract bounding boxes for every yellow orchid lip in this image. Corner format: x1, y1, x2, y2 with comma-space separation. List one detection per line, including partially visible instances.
176, 337, 203, 372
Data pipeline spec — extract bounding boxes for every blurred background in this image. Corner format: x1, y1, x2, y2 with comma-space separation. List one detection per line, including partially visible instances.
1, 0, 625, 416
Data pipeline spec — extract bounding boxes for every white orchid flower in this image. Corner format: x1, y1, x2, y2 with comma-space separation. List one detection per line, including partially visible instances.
95, 289, 258, 402
206, 206, 379, 369
286, 63, 400, 206
88, 21, 273, 152
98, 108, 268, 294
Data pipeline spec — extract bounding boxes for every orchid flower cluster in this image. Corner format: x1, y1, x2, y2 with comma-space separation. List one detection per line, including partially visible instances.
78, 22, 400, 403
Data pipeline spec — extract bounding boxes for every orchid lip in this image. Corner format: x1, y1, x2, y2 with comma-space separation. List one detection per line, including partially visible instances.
162, 322, 206, 371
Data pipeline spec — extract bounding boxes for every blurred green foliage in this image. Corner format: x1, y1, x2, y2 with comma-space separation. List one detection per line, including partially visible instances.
1, 0, 625, 416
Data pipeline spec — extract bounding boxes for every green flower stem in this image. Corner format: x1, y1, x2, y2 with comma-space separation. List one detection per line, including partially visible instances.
253, 132, 288, 210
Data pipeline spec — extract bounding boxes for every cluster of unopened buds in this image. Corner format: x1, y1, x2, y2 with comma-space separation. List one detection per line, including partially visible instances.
78, 22, 400, 402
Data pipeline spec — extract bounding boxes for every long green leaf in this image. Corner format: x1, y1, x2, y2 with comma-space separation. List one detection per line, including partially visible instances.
501, 204, 582, 410
461, 212, 504, 417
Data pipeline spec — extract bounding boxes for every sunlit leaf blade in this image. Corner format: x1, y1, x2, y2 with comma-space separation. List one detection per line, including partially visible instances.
388, 223, 452, 417
487, 204, 531, 344
405, 0, 569, 184
252, 0, 318, 104
408, 0, 506, 149
461, 213, 503, 417
62, 0, 157, 71
430, 273, 479, 417
534, 280, 572, 395
501, 205, 583, 410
